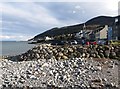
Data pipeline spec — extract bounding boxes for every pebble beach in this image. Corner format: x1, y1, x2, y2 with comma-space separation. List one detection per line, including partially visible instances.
0, 44, 120, 89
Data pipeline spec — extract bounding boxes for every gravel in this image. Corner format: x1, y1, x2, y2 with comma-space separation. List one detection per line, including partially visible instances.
0, 58, 119, 89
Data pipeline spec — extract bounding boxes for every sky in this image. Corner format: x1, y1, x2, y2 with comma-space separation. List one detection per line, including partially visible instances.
0, 0, 119, 41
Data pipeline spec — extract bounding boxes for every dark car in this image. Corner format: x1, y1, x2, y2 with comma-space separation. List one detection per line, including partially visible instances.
51, 40, 65, 45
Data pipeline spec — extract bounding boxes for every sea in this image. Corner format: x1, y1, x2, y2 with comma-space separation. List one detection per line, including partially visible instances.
0, 41, 35, 56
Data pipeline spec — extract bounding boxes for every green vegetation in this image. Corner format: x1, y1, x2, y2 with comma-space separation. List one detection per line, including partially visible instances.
109, 40, 120, 45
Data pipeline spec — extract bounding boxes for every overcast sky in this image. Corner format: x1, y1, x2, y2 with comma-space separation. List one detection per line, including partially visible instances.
0, 0, 119, 41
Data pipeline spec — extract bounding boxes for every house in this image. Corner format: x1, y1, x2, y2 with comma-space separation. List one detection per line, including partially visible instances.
108, 27, 113, 41
45, 36, 52, 41
88, 25, 108, 41
95, 25, 108, 40
89, 32, 96, 41
75, 24, 116, 42
112, 18, 119, 40
75, 30, 83, 38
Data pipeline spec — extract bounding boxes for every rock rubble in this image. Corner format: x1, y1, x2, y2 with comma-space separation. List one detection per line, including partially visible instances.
11, 44, 120, 61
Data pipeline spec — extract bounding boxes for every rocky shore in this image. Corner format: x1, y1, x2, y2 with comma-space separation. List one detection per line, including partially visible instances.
0, 58, 119, 89
0, 44, 120, 89
11, 44, 120, 61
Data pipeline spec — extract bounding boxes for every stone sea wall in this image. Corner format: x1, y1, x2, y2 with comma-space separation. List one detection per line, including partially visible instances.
11, 44, 120, 61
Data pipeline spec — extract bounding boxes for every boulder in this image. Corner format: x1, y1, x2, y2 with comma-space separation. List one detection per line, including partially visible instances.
62, 55, 68, 60
109, 52, 116, 59
58, 52, 64, 57
104, 50, 110, 58
99, 53, 104, 58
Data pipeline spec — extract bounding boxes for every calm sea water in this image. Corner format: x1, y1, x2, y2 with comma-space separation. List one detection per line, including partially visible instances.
0, 41, 35, 56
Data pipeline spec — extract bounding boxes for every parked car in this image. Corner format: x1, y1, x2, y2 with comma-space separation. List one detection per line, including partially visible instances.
90, 41, 97, 45
51, 40, 65, 45
97, 40, 106, 45
70, 40, 78, 45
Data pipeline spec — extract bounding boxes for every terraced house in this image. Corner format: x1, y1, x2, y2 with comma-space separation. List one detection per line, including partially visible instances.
88, 22, 119, 41
95, 25, 108, 40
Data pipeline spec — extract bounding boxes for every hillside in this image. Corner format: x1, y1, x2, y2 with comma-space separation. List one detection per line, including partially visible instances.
29, 15, 119, 41
86, 16, 115, 25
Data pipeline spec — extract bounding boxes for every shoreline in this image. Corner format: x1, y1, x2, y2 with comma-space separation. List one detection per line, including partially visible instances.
10, 44, 120, 61
1, 44, 120, 60
0, 44, 120, 88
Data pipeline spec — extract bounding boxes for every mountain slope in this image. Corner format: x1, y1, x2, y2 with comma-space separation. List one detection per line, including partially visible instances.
30, 15, 119, 41
86, 16, 115, 26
